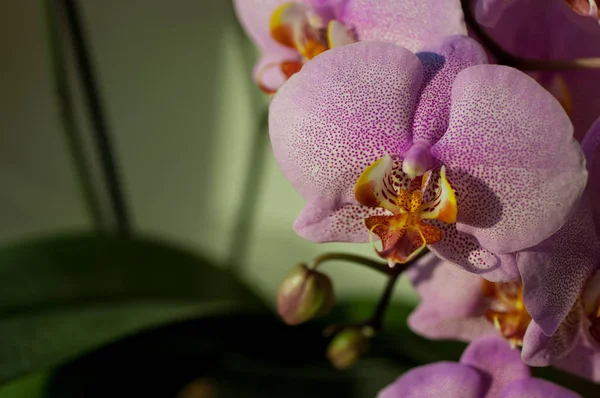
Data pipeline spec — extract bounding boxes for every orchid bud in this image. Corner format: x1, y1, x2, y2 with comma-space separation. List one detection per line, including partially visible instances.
326, 328, 369, 370
277, 263, 334, 325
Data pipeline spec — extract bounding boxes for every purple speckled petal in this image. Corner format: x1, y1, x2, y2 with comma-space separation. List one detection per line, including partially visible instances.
341, 0, 467, 53
412, 36, 488, 144
502, 378, 582, 398
293, 203, 390, 242
428, 222, 520, 282
521, 306, 582, 367
407, 252, 498, 341
432, 64, 587, 255
476, 0, 600, 139
377, 362, 487, 398
460, 336, 530, 398
582, 117, 600, 234
517, 196, 599, 336
554, 330, 600, 383
269, 42, 423, 243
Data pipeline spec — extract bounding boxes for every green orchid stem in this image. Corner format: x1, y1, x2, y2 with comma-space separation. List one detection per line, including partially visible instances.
368, 269, 402, 332
310, 253, 394, 276
321, 250, 427, 338
323, 269, 402, 338
461, 0, 600, 71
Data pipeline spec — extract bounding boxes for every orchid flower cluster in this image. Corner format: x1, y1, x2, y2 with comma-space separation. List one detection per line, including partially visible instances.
235, 0, 600, 396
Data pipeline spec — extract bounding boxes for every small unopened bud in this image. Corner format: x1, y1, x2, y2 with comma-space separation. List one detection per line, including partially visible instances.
277, 263, 334, 325
326, 328, 369, 370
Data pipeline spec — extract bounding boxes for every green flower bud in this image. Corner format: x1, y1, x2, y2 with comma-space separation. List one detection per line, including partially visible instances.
277, 263, 334, 325
326, 328, 369, 370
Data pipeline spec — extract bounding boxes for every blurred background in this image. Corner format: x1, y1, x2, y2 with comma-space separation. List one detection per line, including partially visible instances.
0, 1, 423, 396
0, 0, 418, 305
1, 1, 597, 397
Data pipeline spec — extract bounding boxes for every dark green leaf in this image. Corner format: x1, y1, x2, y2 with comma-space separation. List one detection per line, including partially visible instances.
0, 372, 47, 398
46, 314, 410, 398
0, 232, 265, 384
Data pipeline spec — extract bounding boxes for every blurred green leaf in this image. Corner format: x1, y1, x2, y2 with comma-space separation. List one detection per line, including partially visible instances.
44, 298, 600, 397
46, 313, 410, 398
0, 373, 47, 398
0, 232, 265, 384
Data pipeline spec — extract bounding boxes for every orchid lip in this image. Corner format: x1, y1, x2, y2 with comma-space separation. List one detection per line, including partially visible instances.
354, 155, 457, 264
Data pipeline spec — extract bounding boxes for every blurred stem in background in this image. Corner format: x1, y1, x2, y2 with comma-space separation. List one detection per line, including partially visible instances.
60, 0, 132, 235
226, 109, 269, 271
227, 2, 271, 272
43, 0, 133, 235
41, 0, 105, 232
47, 0, 270, 263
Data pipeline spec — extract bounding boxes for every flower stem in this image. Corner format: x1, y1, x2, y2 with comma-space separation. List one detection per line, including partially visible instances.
461, 0, 600, 71
310, 252, 394, 275
322, 250, 426, 337
323, 270, 401, 337
369, 267, 403, 332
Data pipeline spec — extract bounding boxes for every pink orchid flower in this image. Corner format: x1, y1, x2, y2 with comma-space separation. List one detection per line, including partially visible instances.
378, 337, 580, 398
407, 252, 597, 380
521, 117, 600, 381
268, 35, 587, 281
473, 0, 600, 140
233, 0, 466, 93
408, 118, 600, 381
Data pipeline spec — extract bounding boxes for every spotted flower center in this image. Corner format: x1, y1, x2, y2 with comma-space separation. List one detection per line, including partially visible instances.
354, 155, 457, 266
258, 2, 356, 94
581, 270, 600, 343
482, 280, 531, 348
